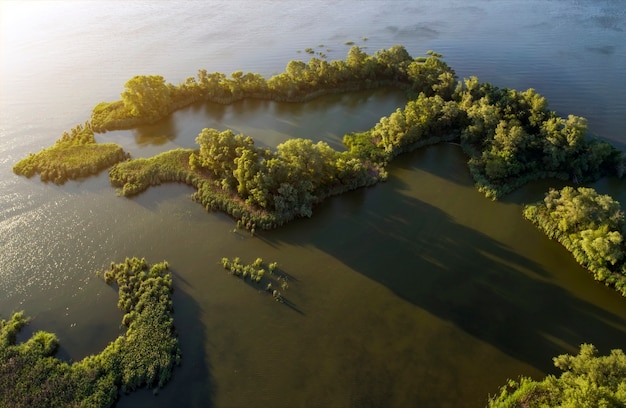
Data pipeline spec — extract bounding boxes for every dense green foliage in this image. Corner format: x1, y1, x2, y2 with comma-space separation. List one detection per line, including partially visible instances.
454, 78, 623, 198
109, 148, 198, 196
343, 92, 462, 164
89, 45, 454, 132
15, 44, 626, 228
0, 258, 180, 407
220, 257, 288, 302
105, 45, 624, 229
13, 122, 128, 184
189, 128, 380, 229
524, 186, 626, 295
488, 344, 626, 407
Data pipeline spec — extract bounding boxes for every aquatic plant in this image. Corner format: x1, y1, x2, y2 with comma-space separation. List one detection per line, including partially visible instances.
220, 257, 289, 301
13, 122, 128, 184
523, 186, 626, 296
0, 257, 180, 407
488, 344, 626, 407
14, 44, 624, 231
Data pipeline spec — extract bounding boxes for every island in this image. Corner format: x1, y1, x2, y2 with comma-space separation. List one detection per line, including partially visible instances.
0, 258, 180, 407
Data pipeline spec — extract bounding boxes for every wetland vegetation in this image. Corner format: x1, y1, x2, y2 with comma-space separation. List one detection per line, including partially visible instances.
12, 122, 128, 185
488, 344, 626, 407
8, 43, 626, 406
524, 186, 626, 295
220, 257, 289, 302
14, 45, 624, 215
0, 258, 180, 407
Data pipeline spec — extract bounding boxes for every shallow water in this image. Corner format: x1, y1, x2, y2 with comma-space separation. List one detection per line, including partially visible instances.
1, 1, 625, 407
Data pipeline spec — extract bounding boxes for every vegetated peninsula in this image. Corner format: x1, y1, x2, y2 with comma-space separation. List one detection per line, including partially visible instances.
0, 258, 180, 408
524, 186, 626, 295
7, 43, 626, 407
488, 343, 626, 407
12, 122, 128, 185
14, 45, 625, 209
13, 45, 626, 288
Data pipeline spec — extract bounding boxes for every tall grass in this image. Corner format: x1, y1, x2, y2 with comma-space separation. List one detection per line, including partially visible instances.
0, 257, 180, 407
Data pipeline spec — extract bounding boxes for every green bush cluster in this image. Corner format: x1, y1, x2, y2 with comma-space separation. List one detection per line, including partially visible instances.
109, 148, 198, 196
220, 257, 288, 302
454, 78, 623, 199
105, 44, 625, 230
343, 93, 462, 165
0, 257, 180, 407
13, 122, 129, 184
524, 186, 626, 295
14, 44, 626, 230
188, 129, 380, 230
488, 344, 626, 407
89, 45, 454, 132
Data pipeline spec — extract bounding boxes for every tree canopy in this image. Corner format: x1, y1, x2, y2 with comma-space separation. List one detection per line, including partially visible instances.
524, 186, 626, 295
15, 43, 626, 227
488, 344, 626, 407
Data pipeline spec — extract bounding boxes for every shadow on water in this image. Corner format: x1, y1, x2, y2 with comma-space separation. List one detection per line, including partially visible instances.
261, 148, 626, 374
202, 101, 228, 122
391, 142, 575, 205
132, 114, 177, 146
279, 296, 305, 315
222, 270, 306, 316
116, 274, 214, 408
391, 142, 473, 187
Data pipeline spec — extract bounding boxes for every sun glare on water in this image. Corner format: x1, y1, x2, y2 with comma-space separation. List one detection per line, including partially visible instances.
1, 1, 74, 74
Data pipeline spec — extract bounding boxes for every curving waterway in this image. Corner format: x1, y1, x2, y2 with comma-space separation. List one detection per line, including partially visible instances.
1, 1, 625, 406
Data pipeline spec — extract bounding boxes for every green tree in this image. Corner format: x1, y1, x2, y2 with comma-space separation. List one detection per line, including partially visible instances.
192, 128, 256, 189
524, 186, 626, 294
233, 147, 260, 198
121, 75, 172, 117
489, 344, 626, 407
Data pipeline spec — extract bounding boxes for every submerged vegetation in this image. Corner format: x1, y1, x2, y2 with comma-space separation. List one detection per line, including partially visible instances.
488, 344, 626, 407
220, 257, 289, 302
524, 186, 626, 295
0, 258, 180, 407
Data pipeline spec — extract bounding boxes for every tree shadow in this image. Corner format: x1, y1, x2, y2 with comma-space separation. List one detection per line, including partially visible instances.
391, 143, 611, 209
132, 114, 177, 146
260, 151, 626, 373
129, 183, 197, 212
219, 263, 305, 315
390, 142, 473, 188
115, 274, 214, 408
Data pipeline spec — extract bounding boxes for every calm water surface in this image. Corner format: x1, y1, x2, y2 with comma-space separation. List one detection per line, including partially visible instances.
1, 1, 625, 407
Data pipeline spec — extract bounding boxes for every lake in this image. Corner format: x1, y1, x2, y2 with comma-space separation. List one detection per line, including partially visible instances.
1, 1, 625, 407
